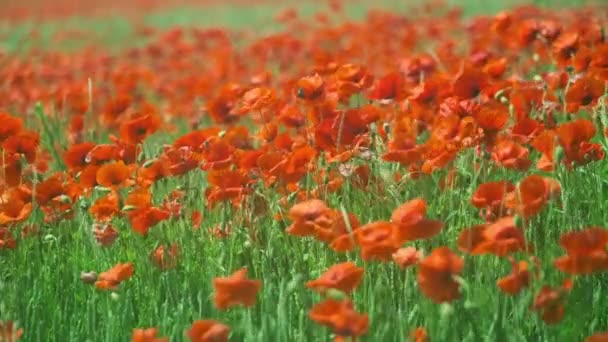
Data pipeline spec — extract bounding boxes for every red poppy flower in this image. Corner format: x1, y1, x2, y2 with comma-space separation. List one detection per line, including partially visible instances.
471, 181, 515, 220
96, 161, 131, 188
554, 227, 608, 275
409, 327, 429, 342
150, 243, 180, 270
391, 198, 443, 243
497, 258, 531, 295
187, 320, 229, 342
213, 268, 262, 310
417, 247, 464, 303
491, 139, 532, 171
296, 74, 325, 101
458, 216, 529, 257
0, 112, 23, 142
564, 76, 605, 112
392, 247, 423, 269
95, 262, 134, 291
586, 332, 608, 342
92, 223, 118, 247
507, 175, 561, 219
128, 206, 171, 236
131, 328, 169, 342
309, 299, 369, 340
531, 279, 573, 325
355, 221, 400, 262
306, 262, 364, 294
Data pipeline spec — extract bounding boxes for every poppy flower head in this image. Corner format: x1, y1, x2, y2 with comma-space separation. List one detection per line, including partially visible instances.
187, 320, 229, 342
0, 112, 23, 143
554, 227, 608, 275
531, 279, 573, 324
96, 161, 131, 188
392, 247, 423, 269
286, 199, 336, 238
131, 327, 169, 342
213, 268, 262, 310
417, 246, 464, 303
391, 198, 444, 243
95, 262, 134, 291
497, 258, 531, 295
309, 299, 369, 339
306, 261, 364, 294
296, 74, 325, 101
355, 221, 400, 262
471, 181, 515, 220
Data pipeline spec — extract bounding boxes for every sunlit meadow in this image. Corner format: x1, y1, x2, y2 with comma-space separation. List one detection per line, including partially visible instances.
1, 0, 608, 341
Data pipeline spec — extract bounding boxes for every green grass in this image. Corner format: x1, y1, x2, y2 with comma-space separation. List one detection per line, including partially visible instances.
1, 0, 608, 341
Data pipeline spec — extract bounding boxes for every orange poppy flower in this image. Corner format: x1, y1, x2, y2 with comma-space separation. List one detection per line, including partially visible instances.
491, 139, 532, 171
552, 31, 579, 67
409, 327, 429, 342
0, 112, 23, 142
531, 279, 573, 325
309, 299, 369, 340
35, 175, 66, 206
92, 223, 118, 247
95, 262, 134, 291
507, 175, 561, 219
497, 258, 531, 295
119, 113, 161, 145
213, 268, 262, 310
531, 130, 557, 171
0, 321, 23, 341
125, 188, 152, 209
458, 217, 529, 257
586, 332, 608, 342
128, 206, 171, 236
286, 199, 335, 238
306, 262, 364, 294
63, 142, 96, 171
96, 161, 131, 188
452, 66, 489, 99
417, 247, 463, 303
471, 181, 515, 220
368, 71, 405, 100
391, 198, 444, 243
187, 320, 229, 342
132, 327, 169, 342
239, 87, 276, 113
0, 192, 32, 225
474, 100, 509, 133
150, 243, 180, 270
355, 221, 400, 262
89, 191, 120, 222
564, 76, 605, 112
554, 227, 608, 275
555, 119, 602, 167
2, 130, 40, 164
296, 74, 325, 101
392, 247, 423, 269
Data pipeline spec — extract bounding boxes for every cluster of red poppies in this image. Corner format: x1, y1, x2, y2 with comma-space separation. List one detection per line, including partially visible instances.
2, 0, 608, 341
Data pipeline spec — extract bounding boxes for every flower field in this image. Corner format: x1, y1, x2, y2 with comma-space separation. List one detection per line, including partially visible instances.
1, 0, 608, 341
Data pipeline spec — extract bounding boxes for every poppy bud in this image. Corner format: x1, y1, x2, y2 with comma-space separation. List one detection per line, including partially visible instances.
142, 158, 157, 168
94, 186, 112, 193
514, 215, 524, 228
121, 205, 137, 212
439, 303, 454, 318
554, 145, 564, 165
80, 271, 98, 284
326, 288, 347, 301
